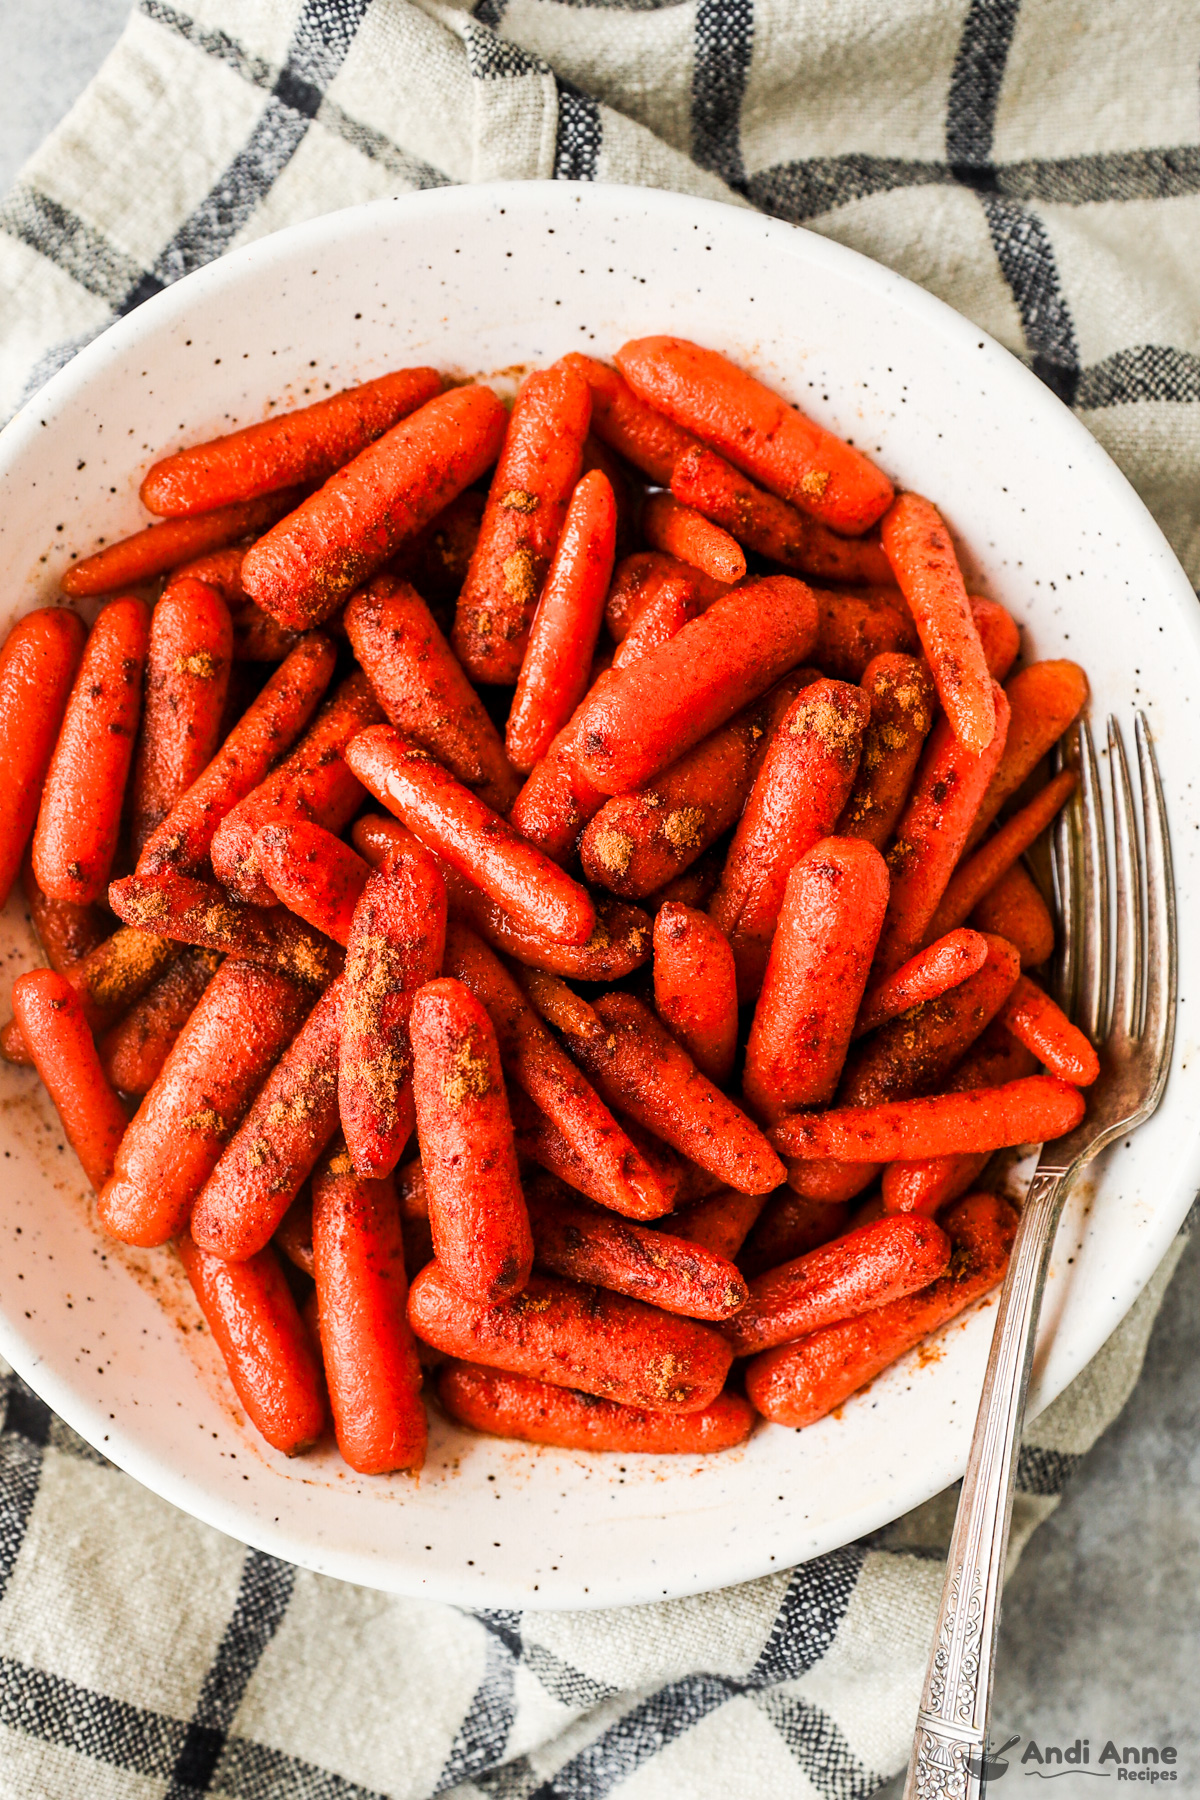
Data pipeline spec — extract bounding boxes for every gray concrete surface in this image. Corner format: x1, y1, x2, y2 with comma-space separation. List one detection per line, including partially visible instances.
2, 1, 1198, 1783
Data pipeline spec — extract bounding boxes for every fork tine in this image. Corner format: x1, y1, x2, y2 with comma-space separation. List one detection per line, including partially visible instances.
1135, 713, 1176, 1093
1051, 734, 1081, 1018
1076, 721, 1110, 1042
1107, 718, 1143, 1042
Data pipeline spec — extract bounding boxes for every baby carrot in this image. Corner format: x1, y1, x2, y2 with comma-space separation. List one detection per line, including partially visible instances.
439, 1361, 753, 1454
926, 770, 1078, 941
508, 1086, 680, 1213
615, 337, 894, 533
812, 588, 918, 682
506, 469, 617, 771
61, 491, 306, 599
743, 837, 890, 1124
561, 353, 699, 485
524, 1175, 747, 1319
409, 1263, 732, 1412
771, 1074, 1085, 1163
453, 363, 592, 683
0, 608, 87, 905
507, 716, 603, 866
604, 551, 726, 643
836, 653, 937, 849
389, 488, 486, 611
739, 1192, 851, 1278
276, 1186, 315, 1277
19, 852, 107, 975
574, 575, 819, 796
569, 992, 786, 1194
131, 579, 233, 854
648, 848, 724, 911
410, 978, 533, 1305
12, 970, 129, 1192
1, 921, 180, 1067
444, 922, 673, 1220
242, 385, 507, 630
670, 443, 895, 585
345, 576, 519, 813
340, 851, 447, 1179
97, 960, 311, 1246
171, 546, 247, 604
33, 598, 149, 904
254, 821, 370, 944
136, 631, 336, 875
853, 928, 990, 1038
970, 597, 1021, 681
653, 903, 738, 1085
965, 659, 1089, 850
312, 1144, 427, 1475
642, 492, 746, 585
344, 725, 595, 947
726, 1213, 951, 1356
234, 604, 300, 663
99, 950, 216, 1096
142, 367, 442, 515
881, 493, 995, 752
109, 870, 342, 989
784, 1161, 879, 1203
998, 975, 1100, 1085
971, 859, 1054, 968
190, 976, 344, 1261
711, 678, 870, 998
661, 1187, 767, 1262
210, 671, 383, 904
177, 1234, 326, 1455
745, 1191, 1017, 1427
611, 579, 702, 668
873, 688, 1010, 976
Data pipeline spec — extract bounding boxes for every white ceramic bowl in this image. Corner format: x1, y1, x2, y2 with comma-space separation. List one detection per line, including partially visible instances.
1, 183, 1196, 1611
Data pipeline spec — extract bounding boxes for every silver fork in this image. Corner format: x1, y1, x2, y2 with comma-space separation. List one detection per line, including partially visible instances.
901, 713, 1176, 1800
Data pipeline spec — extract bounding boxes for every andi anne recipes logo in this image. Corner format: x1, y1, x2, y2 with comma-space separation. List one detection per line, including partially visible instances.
964, 1735, 1183, 1785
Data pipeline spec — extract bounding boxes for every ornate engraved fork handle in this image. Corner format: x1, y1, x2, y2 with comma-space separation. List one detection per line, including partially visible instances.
903, 1166, 1069, 1800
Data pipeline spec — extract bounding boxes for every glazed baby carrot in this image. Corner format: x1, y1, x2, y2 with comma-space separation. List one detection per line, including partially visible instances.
971, 597, 1021, 681
572, 575, 819, 795
836, 653, 937, 849
439, 1362, 754, 1454
255, 821, 370, 944
970, 859, 1054, 968
109, 870, 342, 989
641, 492, 746, 585
745, 1191, 1017, 1427
725, 1213, 951, 1355
615, 337, 894, 533
19, 853, 108, 975
409, 978, 533, 1304
998, 975, 1100, 1085
881, 493, 996, 752
670, 443, 896, 585
965, 660, 1089, 851
508, 1086, 685, 1215
276, 1186, 315, 1276
444, 923, 674, 1221
812, 588, 918, 682
853, 928, 990, 1038
664, 1185, 770, 1260
33, 598, 149, 904
177, 1234, 326, 1456
97, 960, 311, 1246
603, 551, 725, 642
569, 992, 786, 1195
740, 1192, 851, 1278
784, 1160, 880, 1203
234, 603, 300, 663
743, 837, 890, 1124
142, 366, 443, 515
653, 903, 738, 1085
12, 970, 129, 1192
710, 678, 870, 998
190, 975, 344, 1261
99, 950, 216, 1096
524, 1175, 747, 1320
409, 1263, 732, 1412
770, 1074, 1085, 1162
311, 1145, 427, 1475
562, 353, 700, 485
925, 770, 1077, 941
344, 725, 595, 947
131, 579, 233, 853
0, 923, 179, 1065
171, 546, 248, 605
648, 847, 724, 911
507, 713, 605, 866
389, 488, 486, 609
340, 851, 447, 1179
210, 671, 383, 904
580, 673, 810, 899
344, 576, 519, 813
137, 631, 336, 875
505, 469, 617, 771
242, 385, 507, 630
610, 579, 702, 667
0, 608, 86, 905
452, 362, 592, 682
872, 688, 1010, 976
61, 491, 307, 599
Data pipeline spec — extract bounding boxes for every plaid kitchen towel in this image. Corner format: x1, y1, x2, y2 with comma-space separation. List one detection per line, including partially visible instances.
1, 2, 1198, 1796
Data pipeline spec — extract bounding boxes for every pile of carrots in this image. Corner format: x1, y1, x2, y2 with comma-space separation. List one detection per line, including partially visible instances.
0, 337, 1095, 1477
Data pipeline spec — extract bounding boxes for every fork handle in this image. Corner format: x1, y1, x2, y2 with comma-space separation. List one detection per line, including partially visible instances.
902, 1168, 1068, 1800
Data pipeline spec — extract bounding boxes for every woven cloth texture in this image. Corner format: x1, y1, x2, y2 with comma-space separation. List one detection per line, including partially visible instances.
0, 2, 1197, 1796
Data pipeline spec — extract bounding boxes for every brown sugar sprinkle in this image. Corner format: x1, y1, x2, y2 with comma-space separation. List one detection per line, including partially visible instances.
800, 469, 831, 499
789, 692, 862, 766
86, 930, 175, 1006
502, 546, 538, 603
442, 1038, 491, 1108
327, 1147, 353, 1176
513, 1291, 552, 1314
591, 829, 634, 877
173, 651, 222, 680
647, 1352, 690, 1404
662, 807, 705, 852
500, 489, 539, 513
182, 1108, 227, 1138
